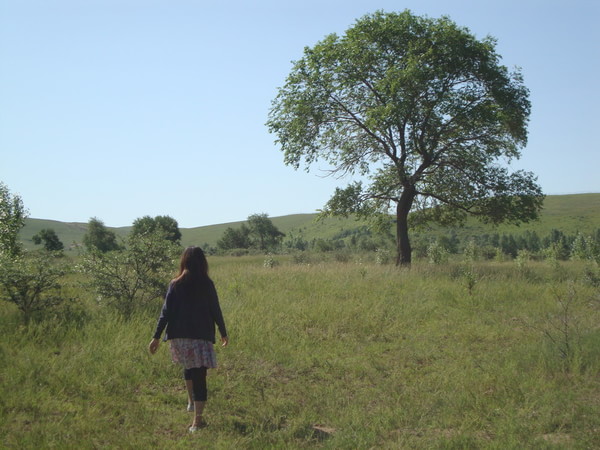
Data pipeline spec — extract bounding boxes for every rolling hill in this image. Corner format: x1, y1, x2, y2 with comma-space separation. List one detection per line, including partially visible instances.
18, 193, 600, 251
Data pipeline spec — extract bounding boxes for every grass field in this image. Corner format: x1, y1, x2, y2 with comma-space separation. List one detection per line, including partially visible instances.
1, 256, 599, 448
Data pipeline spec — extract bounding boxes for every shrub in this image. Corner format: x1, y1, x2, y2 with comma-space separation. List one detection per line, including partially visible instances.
0, 181, 28, 257
333, 250, 351, 263
0, 251, 69, 323
583, 262, 600, 288
292, 252, 311, 265
463, 239, 479, 262
571, 233, 599, 262
80, 232, 179, 319
263, 253, 279, 268
427, 240, 448, 265
375, 248, 392, 265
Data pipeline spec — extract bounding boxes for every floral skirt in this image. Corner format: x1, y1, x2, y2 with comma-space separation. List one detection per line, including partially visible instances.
169, 338, 217, 369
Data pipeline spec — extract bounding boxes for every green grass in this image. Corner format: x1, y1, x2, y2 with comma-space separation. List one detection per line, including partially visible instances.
1, 256, 599, 448
19, 193, 600, 251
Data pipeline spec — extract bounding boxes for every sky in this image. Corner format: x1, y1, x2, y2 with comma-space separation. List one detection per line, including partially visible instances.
1, 0, 598, 228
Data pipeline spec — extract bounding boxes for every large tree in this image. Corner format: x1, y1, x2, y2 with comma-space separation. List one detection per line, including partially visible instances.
267, 10, 543, 265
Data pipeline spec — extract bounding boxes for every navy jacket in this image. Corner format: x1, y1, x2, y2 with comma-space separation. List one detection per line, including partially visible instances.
152, 279, 227, 343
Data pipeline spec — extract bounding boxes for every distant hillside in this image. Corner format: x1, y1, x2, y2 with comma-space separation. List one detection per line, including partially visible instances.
179, 213, 371, 249
19, 193, 600, 251
19, 219, 130, 251
420, 193, 600, 241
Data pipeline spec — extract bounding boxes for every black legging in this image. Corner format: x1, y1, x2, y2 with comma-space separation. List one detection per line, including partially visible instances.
184, 367, 208, 401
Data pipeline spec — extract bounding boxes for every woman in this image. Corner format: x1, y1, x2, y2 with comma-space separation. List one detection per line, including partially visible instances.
149, 246, 228, 432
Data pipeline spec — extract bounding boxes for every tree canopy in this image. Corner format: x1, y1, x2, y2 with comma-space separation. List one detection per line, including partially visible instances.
217, 214, 284, 252
83, 217, 120, 253
247, 213, 285, 251
32, 228, 64, 252
131, 215, 181, 243
217, 225, 251, 251
267, 10, 543, 265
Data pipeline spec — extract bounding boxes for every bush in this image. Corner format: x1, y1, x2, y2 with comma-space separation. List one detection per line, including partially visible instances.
0, 181, 28, 257
80, 232, 179, 319
263, 253, 279, 268
292, 252, 311, 265
375, 248, 392, 265
427, 241, 449, 265
0, 251, 70, 323
333, 250, 351, 263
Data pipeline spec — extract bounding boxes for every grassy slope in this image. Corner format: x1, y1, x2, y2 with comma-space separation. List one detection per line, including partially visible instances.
1, 258, 599, 448
445, 193, 600, 238
19, 193, 600, 250
19, 220, 130, 251
180, 214, 367, 248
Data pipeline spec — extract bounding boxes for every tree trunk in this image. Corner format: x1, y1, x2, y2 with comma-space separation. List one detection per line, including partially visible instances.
396, 187, 416, 266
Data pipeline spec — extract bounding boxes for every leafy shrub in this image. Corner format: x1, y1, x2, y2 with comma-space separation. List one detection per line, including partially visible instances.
263, 253, 279, 268
427, 241, 448, 265
0, 181, 27, 257
292, 252, 311, 265
461, 264, 478, 295
571, 233, 599, 262
463, 239, 478, 262
375, 248, 392, 265
583, 262, 600, 288
80, 232, 179, 319
333, 250, 351, 263
0, 251, 69, 323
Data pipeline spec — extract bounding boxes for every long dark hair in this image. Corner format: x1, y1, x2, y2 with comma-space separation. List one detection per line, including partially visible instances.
172, 246, 210, 290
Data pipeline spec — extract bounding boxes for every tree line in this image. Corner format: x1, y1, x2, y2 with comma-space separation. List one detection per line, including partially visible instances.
215, 219, 600, 264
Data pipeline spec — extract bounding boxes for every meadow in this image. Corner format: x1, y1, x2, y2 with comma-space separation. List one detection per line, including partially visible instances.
1, 255, 599, 448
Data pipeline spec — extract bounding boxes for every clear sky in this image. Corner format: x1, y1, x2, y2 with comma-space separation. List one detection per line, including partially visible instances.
1, 0, 598, 228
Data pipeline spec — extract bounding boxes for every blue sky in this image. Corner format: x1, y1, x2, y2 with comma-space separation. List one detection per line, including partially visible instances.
1, 0, 598, 228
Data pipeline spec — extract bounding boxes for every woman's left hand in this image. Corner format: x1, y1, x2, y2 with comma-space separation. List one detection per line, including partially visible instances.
221, 336, 229, 347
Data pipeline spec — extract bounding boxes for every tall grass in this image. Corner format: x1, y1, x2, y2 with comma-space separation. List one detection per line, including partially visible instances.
1, 257, 599, 448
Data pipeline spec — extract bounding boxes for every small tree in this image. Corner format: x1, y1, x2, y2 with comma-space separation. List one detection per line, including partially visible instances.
0, 182, 28, 257
80, 231, 179, 319
247, 213, 285, 251
32, 228, 64, 252
82, 217, 120, 252
217, 225, 252, 251
543, 229, 571, 260
131, 215, 181, 243
0, 252, 68, 323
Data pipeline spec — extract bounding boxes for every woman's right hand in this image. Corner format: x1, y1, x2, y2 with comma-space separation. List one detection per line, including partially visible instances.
221, 336, 229, 347
148, 338, 160, 354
